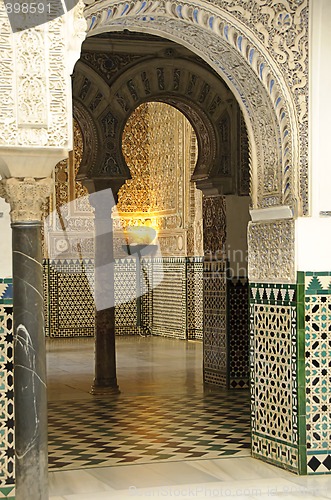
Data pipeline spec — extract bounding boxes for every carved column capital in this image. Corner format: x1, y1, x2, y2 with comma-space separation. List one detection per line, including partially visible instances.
0, 177, 53, 223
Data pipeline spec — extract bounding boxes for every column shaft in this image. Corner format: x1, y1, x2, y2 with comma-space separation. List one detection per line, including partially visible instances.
92, 210, 119, 393
13, 222, 48, 500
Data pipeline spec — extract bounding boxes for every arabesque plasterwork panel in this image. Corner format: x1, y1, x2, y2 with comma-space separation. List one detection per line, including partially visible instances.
0, 1, 86, 150
115, 102, 202, 257
84, 0, 308, 215
44, 119, 94, 260
248, 219, 295, 283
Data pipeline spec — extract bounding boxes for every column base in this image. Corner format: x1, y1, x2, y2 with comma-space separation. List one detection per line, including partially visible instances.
90, 384, 120, 396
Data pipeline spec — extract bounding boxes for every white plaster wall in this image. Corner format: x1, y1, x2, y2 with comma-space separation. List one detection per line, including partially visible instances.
296, 0, 331, 271
225, 195, 250, 277
0, 197, 12, 278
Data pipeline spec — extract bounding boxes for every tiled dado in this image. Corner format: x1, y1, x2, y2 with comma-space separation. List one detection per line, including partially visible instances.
44, 257, 204, 340
0, 279, 15, 498
203, 260, 227, 387
249, 282, 304, 474
114, 258, 152, 336
152, 258, 187, 339
186, 258, 203, 341
228, 277, 249, 389
304, 272, 331, 474
44, 259, 95, 337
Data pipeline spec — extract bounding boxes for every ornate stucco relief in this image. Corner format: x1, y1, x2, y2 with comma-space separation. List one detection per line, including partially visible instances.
248, 219, 295, 283
0, 1, 86, 150
15, 28, 48, 127
0, 177, 53, 223
44, 120, 94, 260
115, 102, 202, 257
203, 195, 226, 258
84, 0, 308, 215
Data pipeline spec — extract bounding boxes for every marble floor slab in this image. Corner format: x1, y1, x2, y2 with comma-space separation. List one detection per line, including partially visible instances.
48, 457, 331, 499
45, 336, 331, 499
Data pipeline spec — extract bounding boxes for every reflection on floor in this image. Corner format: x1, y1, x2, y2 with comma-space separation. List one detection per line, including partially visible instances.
47, 337, 331, 499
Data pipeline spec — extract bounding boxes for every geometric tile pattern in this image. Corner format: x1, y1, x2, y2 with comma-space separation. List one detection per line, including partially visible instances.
45, 259, 95, 337
0, 303, 14, 488
305, 272, 331, 295
0, 281, 12, 305
114, 258, 145, 336
228, 277, 249, 389
250, 282, 299, 473
152, 258, 187, 339
0, 487, 14, 499
203, 260, 227, 387
114, 257, 153, 336
48, 391, 250, 470
43, 260, 50, 337
186, 258, 203, 340
115, 257, 203, 340
305, 273, 331, 474
250, 283, 296, 305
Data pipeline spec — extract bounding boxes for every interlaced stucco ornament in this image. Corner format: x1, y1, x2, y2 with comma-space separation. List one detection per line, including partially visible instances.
0, 0, 86, 151
84, 0, 308, 215
248, 219, 295, 283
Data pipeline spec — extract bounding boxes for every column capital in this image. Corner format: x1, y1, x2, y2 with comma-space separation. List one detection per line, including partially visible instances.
0, 177, 53, 224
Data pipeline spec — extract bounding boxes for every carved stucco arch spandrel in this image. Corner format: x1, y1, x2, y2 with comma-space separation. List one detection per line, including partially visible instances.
83, 0, 308, 216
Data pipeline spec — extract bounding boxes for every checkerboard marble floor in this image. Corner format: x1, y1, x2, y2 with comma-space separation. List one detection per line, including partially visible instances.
46, 337, 331, 499
48, 392, 251, 471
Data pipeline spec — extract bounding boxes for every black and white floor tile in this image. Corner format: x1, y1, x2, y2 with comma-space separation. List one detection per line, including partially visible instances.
48, 391, 251, 471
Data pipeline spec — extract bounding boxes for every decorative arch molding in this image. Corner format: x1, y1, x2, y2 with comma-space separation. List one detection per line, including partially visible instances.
83, 0, 308, 215
72, 54, 246, 195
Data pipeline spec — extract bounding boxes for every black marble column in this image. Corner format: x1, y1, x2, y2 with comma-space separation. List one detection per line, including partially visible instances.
12, 221, 48, 500
90, 191, 119, 394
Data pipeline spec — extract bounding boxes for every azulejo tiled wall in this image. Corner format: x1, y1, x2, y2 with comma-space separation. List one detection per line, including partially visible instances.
152, 258, 187, 339
0, 279, 15, 499
203, 266, 249, 390
250, 282, 304, 474
44, 259, 95, 337
304, 272, 331, 474
115, 257, 203, 339
228, 277, 249, 389
114, 258, 152, 336
203, 260, 227, 387
186, 258, 203, 340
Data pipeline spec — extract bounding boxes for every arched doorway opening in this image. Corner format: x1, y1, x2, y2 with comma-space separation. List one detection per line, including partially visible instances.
47, 0, 305, 476
45, 29, 253, 471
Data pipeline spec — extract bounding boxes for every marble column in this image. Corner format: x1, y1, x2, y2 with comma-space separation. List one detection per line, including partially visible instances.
0, 177, 52, 500
88, 187, 119, 394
